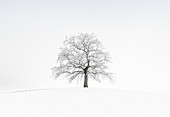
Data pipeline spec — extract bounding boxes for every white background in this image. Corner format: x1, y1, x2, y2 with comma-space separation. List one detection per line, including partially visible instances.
0, 0, 170, 92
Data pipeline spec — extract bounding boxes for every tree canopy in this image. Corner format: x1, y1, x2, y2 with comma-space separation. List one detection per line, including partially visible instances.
51, 33, 113, 87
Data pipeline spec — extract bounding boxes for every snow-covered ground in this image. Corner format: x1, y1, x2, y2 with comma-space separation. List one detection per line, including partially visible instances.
0, 88, 170, 117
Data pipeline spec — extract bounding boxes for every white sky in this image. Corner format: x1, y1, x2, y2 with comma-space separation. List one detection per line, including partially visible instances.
0, 0, 170, 92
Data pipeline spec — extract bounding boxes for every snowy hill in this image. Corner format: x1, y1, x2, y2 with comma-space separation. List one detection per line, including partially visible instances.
0, 88, 170, 117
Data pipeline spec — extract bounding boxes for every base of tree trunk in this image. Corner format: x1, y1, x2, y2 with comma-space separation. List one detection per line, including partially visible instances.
84, 85, 88, 88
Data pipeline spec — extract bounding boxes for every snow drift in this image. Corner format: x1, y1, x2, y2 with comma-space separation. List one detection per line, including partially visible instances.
0, 88, 170, 117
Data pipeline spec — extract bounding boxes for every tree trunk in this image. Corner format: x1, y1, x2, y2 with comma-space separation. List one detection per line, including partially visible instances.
84, 73, 88, 88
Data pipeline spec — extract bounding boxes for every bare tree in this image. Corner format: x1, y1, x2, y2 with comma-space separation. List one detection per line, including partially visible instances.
51, 33, 113, 88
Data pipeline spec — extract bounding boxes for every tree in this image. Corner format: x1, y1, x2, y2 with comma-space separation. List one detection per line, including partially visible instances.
51, 33, 113, 88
